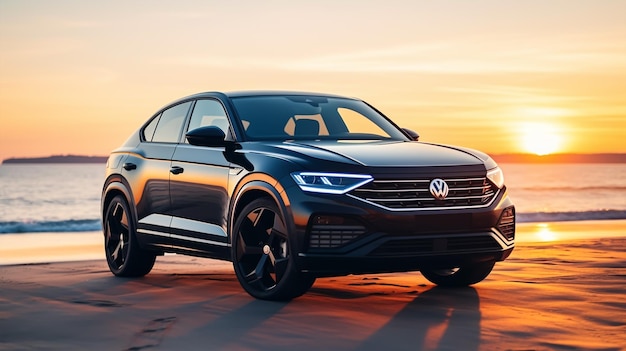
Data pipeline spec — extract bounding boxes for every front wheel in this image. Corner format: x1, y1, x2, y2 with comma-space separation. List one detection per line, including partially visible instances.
421, 261, 495, 287
103, 195, 156, 277
232, 198, 315, 300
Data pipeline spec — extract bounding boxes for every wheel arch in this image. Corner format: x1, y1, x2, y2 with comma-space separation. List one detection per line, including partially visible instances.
101, 175, 137, 231
229, 179, 292, 245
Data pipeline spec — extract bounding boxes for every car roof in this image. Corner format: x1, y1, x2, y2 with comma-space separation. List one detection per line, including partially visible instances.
159, 91, 362, 114
224, 90, 352, 99
180, 90, 356, 100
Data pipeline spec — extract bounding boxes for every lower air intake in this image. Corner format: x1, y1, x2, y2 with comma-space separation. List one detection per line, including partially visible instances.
309, 225, 366, 248
498, 206, 516, 240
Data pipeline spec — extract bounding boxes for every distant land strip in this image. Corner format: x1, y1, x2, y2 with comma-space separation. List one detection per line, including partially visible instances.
491, 153, 626, 164
2, 155, 108, 164
2, 153, 625, 164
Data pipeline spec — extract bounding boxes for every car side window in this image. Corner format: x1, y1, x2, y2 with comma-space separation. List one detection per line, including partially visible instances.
142, 113, 161, 141
187, 99, 230, 137
151, 102, 192, 143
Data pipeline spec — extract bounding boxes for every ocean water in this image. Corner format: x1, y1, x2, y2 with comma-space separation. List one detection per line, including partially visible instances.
500, 163, 626, 222
1, 163, 625, 234
0, 164, 104, 233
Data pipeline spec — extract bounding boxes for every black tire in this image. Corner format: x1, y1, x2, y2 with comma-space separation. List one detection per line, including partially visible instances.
103, 195, 156, 277
232, 198, 315, 300
420, 261, 495, 287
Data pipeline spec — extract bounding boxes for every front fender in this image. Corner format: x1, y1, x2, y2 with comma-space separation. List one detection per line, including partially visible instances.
228, 175, 300, 253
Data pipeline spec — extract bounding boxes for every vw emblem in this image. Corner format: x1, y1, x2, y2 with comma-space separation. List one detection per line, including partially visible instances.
429, 178, 449, 200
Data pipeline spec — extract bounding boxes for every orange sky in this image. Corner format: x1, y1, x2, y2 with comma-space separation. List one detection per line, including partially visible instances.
1, 1, 625, 161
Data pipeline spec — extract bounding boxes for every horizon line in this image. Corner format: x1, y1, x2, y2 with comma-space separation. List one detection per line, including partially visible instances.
3, 152, 626, 164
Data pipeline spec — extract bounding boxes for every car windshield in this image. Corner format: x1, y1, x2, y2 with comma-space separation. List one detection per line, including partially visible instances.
230, 95, 409, 141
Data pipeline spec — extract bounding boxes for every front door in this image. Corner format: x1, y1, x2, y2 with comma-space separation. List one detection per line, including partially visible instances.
168, 99, 233, 258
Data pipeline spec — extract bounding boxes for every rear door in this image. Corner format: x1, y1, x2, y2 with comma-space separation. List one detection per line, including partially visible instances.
128, 101, 192, 250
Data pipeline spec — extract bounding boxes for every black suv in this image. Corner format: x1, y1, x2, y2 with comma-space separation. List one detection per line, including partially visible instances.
101, 91, 515, 300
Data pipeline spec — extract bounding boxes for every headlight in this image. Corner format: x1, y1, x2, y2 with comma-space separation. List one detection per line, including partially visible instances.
486, 167, 505, 189
291, 172, 373, 194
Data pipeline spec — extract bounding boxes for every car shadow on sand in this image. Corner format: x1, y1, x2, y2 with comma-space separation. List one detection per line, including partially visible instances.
356, 286, 481, 351
73, 267, 481, 350
145, 273, 482, 351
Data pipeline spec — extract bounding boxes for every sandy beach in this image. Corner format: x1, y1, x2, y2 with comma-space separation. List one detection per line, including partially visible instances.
1, 221, 625, 350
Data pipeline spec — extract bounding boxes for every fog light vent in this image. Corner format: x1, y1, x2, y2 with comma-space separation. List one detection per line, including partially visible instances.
308, 215, 366, 248
498, 206, 516, 240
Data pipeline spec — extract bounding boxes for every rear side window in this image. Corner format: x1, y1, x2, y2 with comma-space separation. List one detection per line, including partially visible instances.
142, 114, 160, 141
151, 102, 192, 143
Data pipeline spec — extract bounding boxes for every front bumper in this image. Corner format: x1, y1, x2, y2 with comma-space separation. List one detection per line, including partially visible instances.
285, 184, 515, 276
299, 247, 514, 276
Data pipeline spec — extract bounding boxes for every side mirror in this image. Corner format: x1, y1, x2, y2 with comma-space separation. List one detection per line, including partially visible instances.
186, 126, 226, 147
402, 128, 420, 141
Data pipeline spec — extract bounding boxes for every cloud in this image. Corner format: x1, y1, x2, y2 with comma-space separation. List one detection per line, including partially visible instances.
155, 38, 626, 76
281, 42, 626, 74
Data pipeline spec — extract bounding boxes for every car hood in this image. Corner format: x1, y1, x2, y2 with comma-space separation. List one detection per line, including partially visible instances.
267, 140, 486, 168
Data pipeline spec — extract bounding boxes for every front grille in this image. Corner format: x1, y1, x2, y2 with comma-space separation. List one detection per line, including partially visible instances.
309, 225, 367, 248
369, 235, 502, 257
497, 206, 515, 240
349, 176, 497, 210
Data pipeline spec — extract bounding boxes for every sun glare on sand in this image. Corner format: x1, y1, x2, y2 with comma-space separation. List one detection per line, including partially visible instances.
533, 223, 557, 242
520, 122, 564, 156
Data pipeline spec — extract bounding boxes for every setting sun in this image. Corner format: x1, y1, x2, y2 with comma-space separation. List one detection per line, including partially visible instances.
520, 122, 564, 156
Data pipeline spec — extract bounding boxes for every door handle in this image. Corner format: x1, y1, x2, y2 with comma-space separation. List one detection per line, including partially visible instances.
170, 166, 184, 175
123, 163, 137, 171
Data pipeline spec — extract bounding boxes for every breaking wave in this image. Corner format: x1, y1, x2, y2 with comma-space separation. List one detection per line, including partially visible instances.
0, 219, 102, 234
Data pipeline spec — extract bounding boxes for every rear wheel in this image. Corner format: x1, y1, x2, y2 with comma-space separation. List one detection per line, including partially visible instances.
103, 195, 156, 277
421, 261, 495, 287
232, 198, 315, 300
